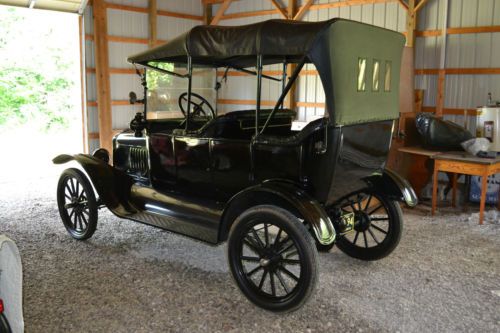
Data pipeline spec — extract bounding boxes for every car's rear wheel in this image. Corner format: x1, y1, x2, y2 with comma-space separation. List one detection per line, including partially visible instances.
57, 168, 98, 240
333, 190, 403, 261
227, 205, 318, 312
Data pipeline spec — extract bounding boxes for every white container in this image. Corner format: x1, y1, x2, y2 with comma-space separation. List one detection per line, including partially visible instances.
476, 107, 500, 151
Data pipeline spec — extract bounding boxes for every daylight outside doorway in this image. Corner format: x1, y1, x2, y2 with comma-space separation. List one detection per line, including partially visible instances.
0, 6, 83, 184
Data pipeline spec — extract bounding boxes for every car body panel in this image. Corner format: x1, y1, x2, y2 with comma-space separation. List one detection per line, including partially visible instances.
0, 235, 24, 333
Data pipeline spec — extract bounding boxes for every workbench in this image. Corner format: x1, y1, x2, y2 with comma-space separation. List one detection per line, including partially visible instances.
431, 153, 500, 224
399, 146, 500, 224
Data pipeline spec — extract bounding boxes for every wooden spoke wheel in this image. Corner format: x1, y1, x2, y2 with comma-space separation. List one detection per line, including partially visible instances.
334, 190, 403, 261
227, 205, 318, 312
57, 168, 98, 240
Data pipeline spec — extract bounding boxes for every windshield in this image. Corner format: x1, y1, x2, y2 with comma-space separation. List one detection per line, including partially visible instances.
146, 62, 216, 120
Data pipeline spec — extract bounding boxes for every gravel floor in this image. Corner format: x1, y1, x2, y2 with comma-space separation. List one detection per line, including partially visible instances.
1, 172, 499, 333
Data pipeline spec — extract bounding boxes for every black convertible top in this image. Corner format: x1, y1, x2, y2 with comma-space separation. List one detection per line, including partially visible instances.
128, 18, 406, 126
128, 19, 335, 67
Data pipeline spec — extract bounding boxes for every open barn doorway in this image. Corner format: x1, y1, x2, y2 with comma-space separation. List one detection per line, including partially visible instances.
0, 5, 83, 185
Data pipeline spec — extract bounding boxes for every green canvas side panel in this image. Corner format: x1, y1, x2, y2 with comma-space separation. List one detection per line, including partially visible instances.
312, 21, 405, 126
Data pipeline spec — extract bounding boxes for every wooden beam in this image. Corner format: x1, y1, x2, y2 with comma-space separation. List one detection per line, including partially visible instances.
397, 0, 409, 10
79, 16, 88, 154
105, 2, 203, 21
211, 0, 232, 25
422, 106, 480, 116
286, 0, 297, 110
219, 0, 399, 20
268, 0, 288, 19
85, 34, 166, 45
203, 2, 212, 24
148, 0, 157, 49
108, 35, 149, 44
414, 0, 428, 12
415, 68, 500, 75
87, 67, 145, 74
406, 0, 416, 47
157, 9, 203, 21
93, 0, 113, 152
293, 0, 313, 21
221, 8, 280, 20
296, 102, 325, 108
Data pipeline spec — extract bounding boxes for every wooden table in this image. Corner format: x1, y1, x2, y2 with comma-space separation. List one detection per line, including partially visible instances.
431, 153, 500, 224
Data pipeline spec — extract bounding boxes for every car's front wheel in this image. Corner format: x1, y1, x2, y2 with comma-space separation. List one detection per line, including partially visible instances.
57, 168, 98, 240
227, 205, 318, 312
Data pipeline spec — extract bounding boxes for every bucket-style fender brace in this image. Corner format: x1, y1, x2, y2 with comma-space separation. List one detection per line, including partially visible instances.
219, 180, 336, 245
364, 168, 418, 207
52, 154, 138, 216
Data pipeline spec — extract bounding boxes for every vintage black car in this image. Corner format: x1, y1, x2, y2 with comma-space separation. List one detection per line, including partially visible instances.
54, 18, 417, 312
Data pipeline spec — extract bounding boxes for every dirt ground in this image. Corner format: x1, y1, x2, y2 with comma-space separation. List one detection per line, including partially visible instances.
1, 171, 499, 333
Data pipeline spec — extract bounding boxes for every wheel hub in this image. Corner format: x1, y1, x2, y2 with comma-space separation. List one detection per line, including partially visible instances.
354, 211, 371, 232
259, 250, 282, 271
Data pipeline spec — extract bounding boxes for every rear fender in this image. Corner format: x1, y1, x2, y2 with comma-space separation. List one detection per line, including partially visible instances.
219, 181, 336, 245
365, 168, 418, 207
53, 154, 137, 216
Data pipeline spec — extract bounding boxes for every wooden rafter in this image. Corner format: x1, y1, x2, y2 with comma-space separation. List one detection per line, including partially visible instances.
148, 0, 157, 49
268, 0, 287, 19
210, 0, 233, 25
414, 0, 428, 12
397, 0, 408, 10
293, 0, 313, 21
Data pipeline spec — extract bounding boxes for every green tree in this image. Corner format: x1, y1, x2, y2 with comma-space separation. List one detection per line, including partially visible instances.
0, 6, 77, 131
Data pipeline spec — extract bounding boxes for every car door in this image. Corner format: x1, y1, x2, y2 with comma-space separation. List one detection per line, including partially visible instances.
211, 139, 253, 201
173, 135, 214, 198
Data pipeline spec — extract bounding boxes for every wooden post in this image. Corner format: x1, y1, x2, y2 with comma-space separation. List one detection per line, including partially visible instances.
203, 2, 212, 25
285, 0, 297, 111
406, 0, 416, 47
148, 0, 157, 48
79, 15, 89, 153
436, 69, 446, 116
79, 16, 89, 153
93, 0, 113, 153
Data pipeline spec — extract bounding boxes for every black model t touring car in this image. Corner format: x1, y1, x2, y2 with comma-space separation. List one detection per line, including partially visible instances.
54, 18, 417, 312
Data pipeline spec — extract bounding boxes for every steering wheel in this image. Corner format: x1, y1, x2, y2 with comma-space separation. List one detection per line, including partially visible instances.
178, 92, 215, 120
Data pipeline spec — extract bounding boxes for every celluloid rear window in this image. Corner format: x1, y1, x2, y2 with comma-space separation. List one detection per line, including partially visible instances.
384, 61, 392, 92
357, 58, 367, 91
372, 60, 380, 92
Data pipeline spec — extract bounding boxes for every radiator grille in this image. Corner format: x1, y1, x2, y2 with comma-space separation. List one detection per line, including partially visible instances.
129, 147, 149, 176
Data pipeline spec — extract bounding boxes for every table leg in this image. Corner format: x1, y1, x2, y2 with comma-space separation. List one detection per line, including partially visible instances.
452, 173, 458, 207
479, 174, 488, 225
432, 163, 439, 216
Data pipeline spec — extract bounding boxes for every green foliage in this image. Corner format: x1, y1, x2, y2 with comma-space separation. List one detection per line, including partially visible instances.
146, 62, 175, 90
0, 6, 78, 132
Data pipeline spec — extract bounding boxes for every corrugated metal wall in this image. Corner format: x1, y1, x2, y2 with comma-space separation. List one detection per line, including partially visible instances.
415, 0, 500, 132
83, 0, 201, 152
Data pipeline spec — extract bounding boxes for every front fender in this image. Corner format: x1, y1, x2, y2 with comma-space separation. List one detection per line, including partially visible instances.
365, 168, 418, 207
221, 181, 336, 245
53, 154, 137, 216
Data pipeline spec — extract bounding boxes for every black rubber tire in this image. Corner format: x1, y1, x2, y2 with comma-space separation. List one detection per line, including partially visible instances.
57, 168, 98, 240
335, 191, 403, 261
227, 205, 318, 312
316, 241, 335, 253
0, 313, 12, 333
